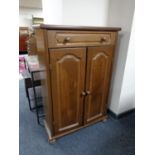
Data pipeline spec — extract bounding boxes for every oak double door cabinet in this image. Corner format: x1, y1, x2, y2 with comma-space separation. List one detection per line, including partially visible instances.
34, 24, 121, 143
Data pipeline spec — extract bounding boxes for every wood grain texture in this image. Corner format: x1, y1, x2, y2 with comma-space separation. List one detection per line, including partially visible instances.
34, 25, 120, 140
44, 115, 108, 143
47, 30, 116, 48
49, 48, 86, 135
34, 29, 54, 134
84, 46, 114, 124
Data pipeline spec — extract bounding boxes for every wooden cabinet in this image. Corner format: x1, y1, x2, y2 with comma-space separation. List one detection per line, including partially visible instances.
34, 24, 121, 142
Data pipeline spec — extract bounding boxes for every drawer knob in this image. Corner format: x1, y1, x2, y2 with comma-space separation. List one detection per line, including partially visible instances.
100, 37, 107, 42
64, 37, 71, 43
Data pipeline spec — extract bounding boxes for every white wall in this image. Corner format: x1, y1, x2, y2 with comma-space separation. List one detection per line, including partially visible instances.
19, 7, 43, 27
42, 0, 109, 26
62, 0, 109, 26
107, 0, 135, 115
118, 17, 135, 114
42, 0, 63, 24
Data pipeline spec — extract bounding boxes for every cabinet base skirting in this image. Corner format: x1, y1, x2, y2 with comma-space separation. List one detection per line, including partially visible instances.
44, 120, 55, 143
44, 115, 108, 143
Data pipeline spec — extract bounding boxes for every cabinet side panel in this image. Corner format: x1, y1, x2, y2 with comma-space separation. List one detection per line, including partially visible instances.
35, 28, 53, 133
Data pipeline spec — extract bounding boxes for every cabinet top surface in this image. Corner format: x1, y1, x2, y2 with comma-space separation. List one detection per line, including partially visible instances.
33, 24, 121, 32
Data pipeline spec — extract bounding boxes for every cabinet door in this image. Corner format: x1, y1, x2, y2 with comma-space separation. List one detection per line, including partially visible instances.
50, 48, 86, 135
84, 46, 114, 124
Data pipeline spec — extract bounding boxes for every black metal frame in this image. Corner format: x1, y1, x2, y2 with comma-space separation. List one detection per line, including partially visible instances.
24, 60, 45, 126
30, 70, 45, 126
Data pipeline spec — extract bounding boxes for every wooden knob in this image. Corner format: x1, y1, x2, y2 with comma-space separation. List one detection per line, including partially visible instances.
100, 37, 107, 42
64, 37, 71, 43
81, 91, 86, 96
86, 91, 91, 95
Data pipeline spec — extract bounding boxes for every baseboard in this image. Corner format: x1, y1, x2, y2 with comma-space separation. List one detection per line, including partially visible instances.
108, 108, 135, 119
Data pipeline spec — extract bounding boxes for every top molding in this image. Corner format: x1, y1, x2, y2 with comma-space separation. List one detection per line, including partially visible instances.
33, 24, 121, 32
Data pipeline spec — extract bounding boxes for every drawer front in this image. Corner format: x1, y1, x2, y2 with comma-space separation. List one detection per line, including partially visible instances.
47, 31, 116, 48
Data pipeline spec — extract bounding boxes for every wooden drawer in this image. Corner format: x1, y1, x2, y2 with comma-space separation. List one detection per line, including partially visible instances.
47, 31, 116, 48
